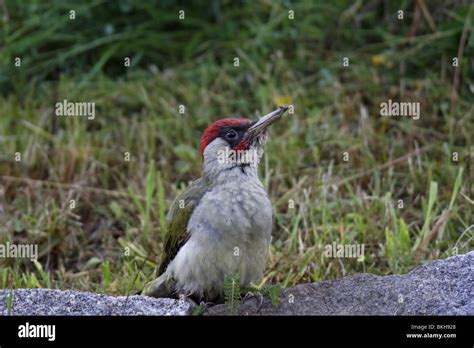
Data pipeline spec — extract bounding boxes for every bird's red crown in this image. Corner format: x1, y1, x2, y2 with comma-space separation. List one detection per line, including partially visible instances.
200, 118, 252, 158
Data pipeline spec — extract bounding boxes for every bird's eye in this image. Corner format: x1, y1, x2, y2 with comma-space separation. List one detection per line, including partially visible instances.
226, 130, 238, 140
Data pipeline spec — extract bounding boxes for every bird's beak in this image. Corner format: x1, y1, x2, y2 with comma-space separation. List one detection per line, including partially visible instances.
245, 106, 289, 141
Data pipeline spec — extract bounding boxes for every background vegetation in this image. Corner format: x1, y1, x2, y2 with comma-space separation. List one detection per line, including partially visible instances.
0, 0, 473, 295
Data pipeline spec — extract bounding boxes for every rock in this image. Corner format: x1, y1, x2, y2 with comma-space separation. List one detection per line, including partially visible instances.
0, 289, 193, 316
206, 251, 473, 315
1, 252, 471, 316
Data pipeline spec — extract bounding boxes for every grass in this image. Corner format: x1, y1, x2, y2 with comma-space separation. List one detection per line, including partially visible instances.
0, 1, 473, 296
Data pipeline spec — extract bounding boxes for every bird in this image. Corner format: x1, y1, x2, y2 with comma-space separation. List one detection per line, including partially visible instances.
143, 106, 289, 303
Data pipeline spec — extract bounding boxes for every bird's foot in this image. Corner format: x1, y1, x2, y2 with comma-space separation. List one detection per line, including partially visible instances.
241, 291, 264, 313
199, 301, 216, 308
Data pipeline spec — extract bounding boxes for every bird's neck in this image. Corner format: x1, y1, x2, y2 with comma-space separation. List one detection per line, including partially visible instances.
202, 163, 261, 187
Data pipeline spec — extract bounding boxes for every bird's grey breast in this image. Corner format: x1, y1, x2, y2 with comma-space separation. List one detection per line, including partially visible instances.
184, 176, 272, 284
190, 178, 273, 243
166, 174, 272, 299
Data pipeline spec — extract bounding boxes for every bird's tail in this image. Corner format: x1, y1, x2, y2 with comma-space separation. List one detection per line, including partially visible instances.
142, 273, 175, 298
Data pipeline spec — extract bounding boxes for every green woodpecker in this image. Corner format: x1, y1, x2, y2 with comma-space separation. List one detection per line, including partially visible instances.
143, 107, 289, 302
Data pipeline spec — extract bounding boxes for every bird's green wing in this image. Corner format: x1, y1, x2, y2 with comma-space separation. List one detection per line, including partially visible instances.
157, 178, 208, 275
